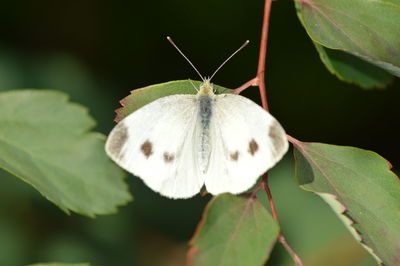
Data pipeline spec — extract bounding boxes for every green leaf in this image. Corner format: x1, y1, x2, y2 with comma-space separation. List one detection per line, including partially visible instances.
293, 141, 400, 265
314, 43, 394, 89
188, 194, 279, 266
115, 80, 230, 122
295, 0, 400, 79
257, 157, 376, 265
0, 90, 132, 216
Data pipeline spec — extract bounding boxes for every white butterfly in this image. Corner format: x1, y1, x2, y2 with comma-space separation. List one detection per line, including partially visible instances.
105, 38, 289, 199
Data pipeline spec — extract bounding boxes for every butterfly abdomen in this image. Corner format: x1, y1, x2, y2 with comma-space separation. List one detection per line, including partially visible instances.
197, 94, 214, 174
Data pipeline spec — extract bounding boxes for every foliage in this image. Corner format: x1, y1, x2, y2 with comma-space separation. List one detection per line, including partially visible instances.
0, 0, 399, 265
188, 194, 278, 266
114, 79, 399, 265
293, 141, 400, 265
296, 0, 400, 88
0, 90, 132, 216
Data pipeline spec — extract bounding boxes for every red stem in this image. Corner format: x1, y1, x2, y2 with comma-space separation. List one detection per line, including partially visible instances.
262, 175, 304, 266
234, 0, 272, 112
257, 0, 272, 111
287, 134, 301, 145
250, 0, 304, 264
234, 77, 258, 94
232, 0, 303, 263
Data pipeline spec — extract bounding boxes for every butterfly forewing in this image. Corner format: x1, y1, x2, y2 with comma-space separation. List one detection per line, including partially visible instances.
205, 94, 288, 195
105, 94, 204, 199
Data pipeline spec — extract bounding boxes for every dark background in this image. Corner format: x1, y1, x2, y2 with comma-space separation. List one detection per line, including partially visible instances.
0, 0, 397, 265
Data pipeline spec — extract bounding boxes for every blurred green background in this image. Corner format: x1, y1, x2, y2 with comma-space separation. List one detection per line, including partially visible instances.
0, 1, 398, 265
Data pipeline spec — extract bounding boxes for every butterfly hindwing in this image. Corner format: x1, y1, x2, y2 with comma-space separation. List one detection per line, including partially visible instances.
205, 94, 288, 195
105, 94, 204, 199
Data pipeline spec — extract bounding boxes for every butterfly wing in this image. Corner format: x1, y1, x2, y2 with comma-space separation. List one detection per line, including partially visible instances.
205, 94, 288, 195
105, 94, 204, 199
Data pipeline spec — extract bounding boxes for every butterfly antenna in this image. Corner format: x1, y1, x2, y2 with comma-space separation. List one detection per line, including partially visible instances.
167, 36, 205, 82
209, 40, 250, 81
188, 79, 199, 92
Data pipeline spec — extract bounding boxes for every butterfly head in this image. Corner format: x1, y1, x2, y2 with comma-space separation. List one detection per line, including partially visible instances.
197, 79, 215, 96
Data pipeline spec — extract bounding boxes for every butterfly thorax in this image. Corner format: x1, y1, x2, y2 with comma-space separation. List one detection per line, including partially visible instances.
197, 80, 215, 96
196, 81, 215, 174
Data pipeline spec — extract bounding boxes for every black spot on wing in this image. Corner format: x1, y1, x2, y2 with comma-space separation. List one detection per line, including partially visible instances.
107, 123, 129, 160
163, 152, 175, 163
248, 139, 259, 156
141, 140, 153, 158
230, 151, 239, 161
268, 120, 286, 156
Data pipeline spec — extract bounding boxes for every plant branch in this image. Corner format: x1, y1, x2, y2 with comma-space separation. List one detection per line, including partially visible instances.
262, 175, 304, 266
246, 0, 304, 264
287, 134, 301, 145
234, 0, 272, 111
256, 0, 273, 111
234, 77, 258, 94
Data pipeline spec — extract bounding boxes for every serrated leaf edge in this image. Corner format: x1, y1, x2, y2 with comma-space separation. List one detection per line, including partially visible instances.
293, 141, 386, 264
316, 192, 383, 264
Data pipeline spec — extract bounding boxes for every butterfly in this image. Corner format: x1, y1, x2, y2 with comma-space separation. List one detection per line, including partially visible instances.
105, 38, 289, 199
